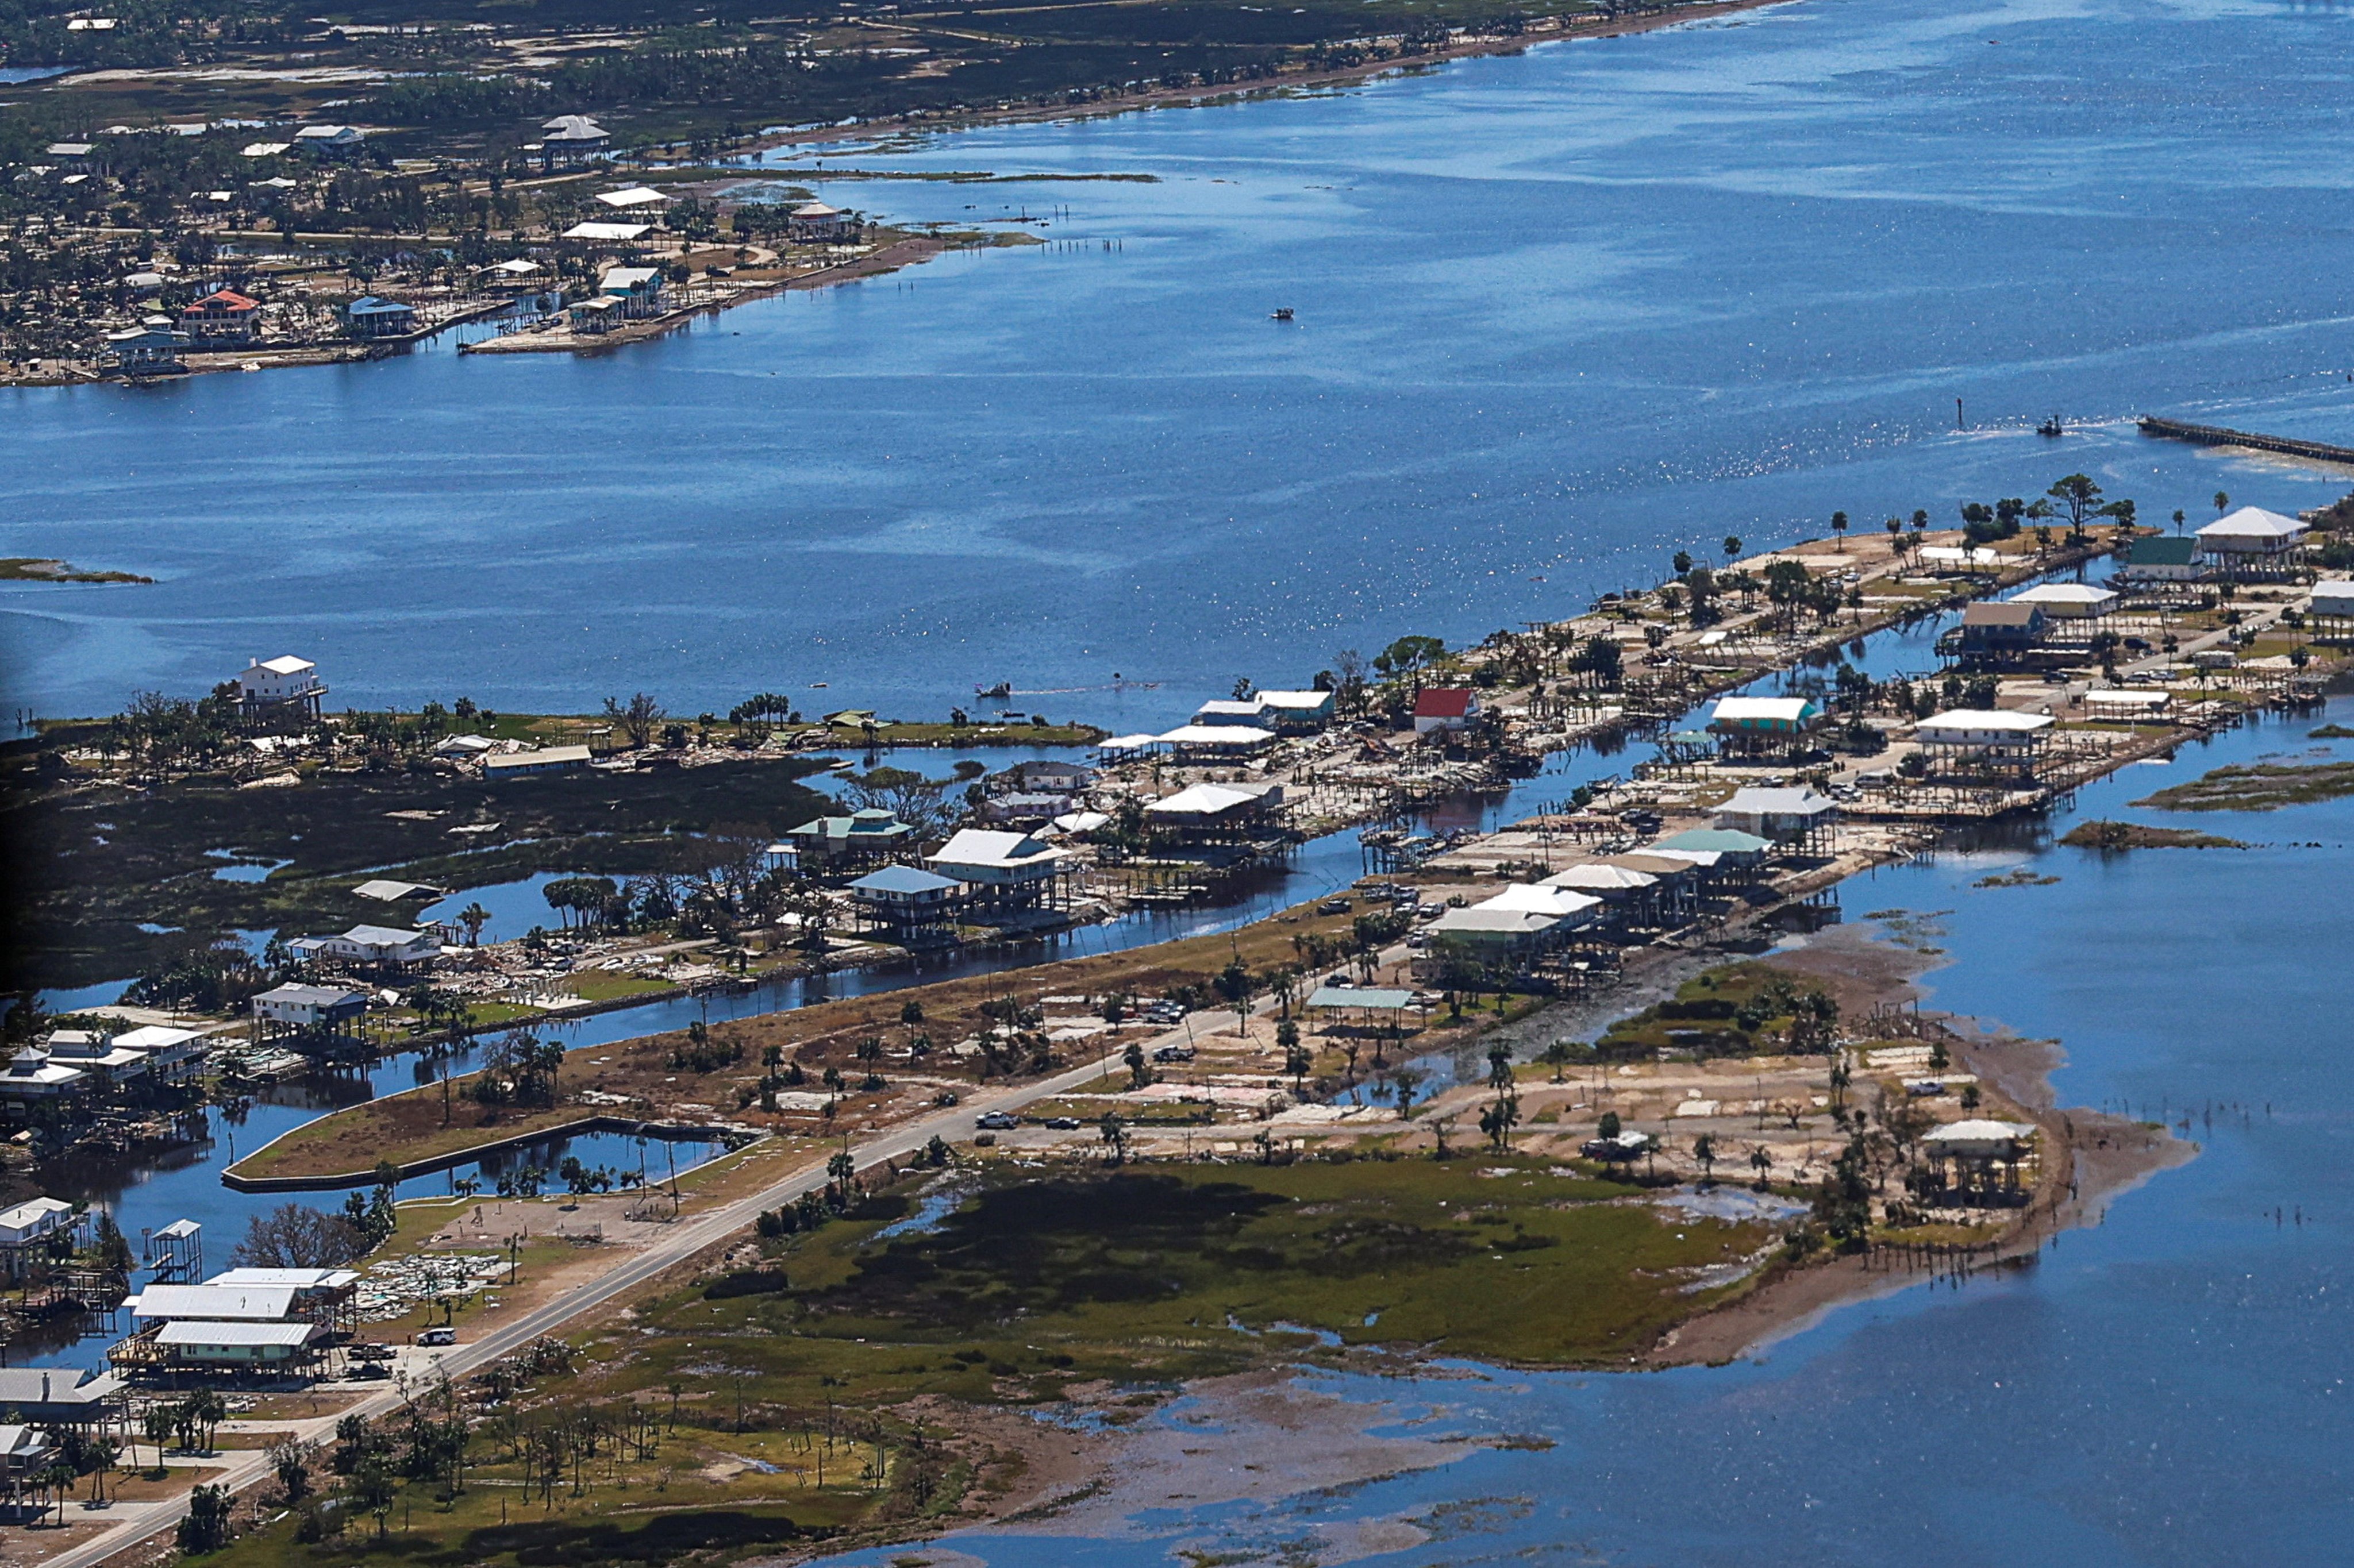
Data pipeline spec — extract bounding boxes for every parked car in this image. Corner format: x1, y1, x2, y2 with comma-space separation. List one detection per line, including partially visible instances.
976, 1111, 1019, 1130
1044, 1116, 1082, 1130
1153, 1044, 1196, 1064
934, 1091, 960, 1107
416, 1327, 456, 1347
1318, 898, 1353, 915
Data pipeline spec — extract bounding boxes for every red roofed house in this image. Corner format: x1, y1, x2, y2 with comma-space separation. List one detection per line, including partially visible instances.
182, 288, 262, 345
1412, 687, 1480, 735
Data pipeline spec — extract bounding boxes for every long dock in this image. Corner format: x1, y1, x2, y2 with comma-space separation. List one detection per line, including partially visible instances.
2138, 415, 2354, 466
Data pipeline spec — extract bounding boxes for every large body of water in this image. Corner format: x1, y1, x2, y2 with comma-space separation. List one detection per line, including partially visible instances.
9, 0, 2354, 729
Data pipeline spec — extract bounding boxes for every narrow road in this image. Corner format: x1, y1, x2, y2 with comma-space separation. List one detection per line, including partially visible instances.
41, 1039, 1169, 1568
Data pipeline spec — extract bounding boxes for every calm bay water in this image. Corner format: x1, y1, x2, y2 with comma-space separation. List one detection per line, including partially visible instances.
9, 0, 2354, 727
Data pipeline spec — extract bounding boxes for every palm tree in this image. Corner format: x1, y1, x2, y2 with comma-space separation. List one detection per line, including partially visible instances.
1722, 535, 1743, 563
459, 903, 490, 946
1830, 510, 1848, 544
1693, 1133, 1717, 1185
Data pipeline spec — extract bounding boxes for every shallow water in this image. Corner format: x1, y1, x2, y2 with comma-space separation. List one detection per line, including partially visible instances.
9, 0, 2354, 727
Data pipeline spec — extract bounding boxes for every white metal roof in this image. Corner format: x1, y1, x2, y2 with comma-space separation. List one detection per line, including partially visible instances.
1916, 708, 2056, 738
1712, 696, 1816, 723
1145, 781, 1279, 818
563, 221, 651, 241
1156, 724, 1275, 746
1543, 863, 1656, 892
112, 1025, 203, 1051
2198, 506, 2305, 541
203, 1268, 359, 1290
1191, 699, 1264, 718
1256, 689, 1333, 710
1431, 907, 1560, 935
1478, 884, 1602, 920
0, 1197, 73, 1231
1718, 786, 1837, 816
2010, 583, 2118, 606
156, 1320, 318, 1348
130, 1284, 299, 1321
596, 186, 667, 207
930, 829, 1066, 869
1923, 1119, 2037, 1145
253, 654, 314, 675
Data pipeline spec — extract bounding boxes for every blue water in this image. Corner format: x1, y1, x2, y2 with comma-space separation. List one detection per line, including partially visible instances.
10, 0, 2354, 729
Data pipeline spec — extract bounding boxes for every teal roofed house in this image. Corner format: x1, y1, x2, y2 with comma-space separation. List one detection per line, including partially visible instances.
342, 296, 417, 339
784, 807, 915, 870
849, 864, 963, 941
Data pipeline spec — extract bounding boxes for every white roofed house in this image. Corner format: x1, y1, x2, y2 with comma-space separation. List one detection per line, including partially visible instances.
1254, 689, 1337, 731
0, 1050, 90, 1120
927, 829, 1072, 911
233, 654, 326, 716
1707, 696, 1822, 757
598, 264, 668, 319
294, 124, 365, 157
1912, 708, 2055, 780
2008, 582, 2119, 621
291, 924, 441, 973
0, 1367, 122, 1428
788, 201, 856, 242
2308, 579, 2354, 633
1713, 786, 1837, 851
2197, 506, 2309, 579
1142, 780, 1284, 848
100, 317, 189, 377
40, 1028, 148, 1089
1921, 1119, 2038, 1203
113, 1024, 210, 1083
0, 1198, 79, 1280
1190, 698, 1268, 727
540, 114, 612, 163
1156, 723, 1276, 761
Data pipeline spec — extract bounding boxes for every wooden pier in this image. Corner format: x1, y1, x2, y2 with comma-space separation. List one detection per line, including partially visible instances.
2137, 415, 2354, 467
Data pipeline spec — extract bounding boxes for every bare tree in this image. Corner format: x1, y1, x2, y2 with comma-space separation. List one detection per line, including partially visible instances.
231, 1204, 368, 1269
604, 692, 666, 749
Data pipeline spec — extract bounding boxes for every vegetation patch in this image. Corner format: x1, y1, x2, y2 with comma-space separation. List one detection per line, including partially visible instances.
0, 556, 151, 584
1594, 962, 1840, 1061
2060, 820, 2248, 850
2129, 761, 2354, 813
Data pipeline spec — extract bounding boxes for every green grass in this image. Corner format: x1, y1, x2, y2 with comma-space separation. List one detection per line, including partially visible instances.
2132, 761, 2354, 813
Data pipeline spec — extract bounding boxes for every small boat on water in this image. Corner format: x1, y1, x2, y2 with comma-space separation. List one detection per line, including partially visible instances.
1270, 307, 1295, 321
975, 680, 1011, 699
2038, 414, 2065, 437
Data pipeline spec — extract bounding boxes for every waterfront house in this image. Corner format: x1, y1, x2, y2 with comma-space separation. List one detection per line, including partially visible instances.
1411, 688, 1479, 735
598, 265, 667, 319
202, 1268, 360, 1330
1913, 708, 2055, 779
182, 287, 261, 345
2197, 507, 2307, 577
541, 115, 611, 161
293, 124, 364, 158
1425, 905, 1568, 967
482, 743, 590, 779
1707, 695, 1822, 756
783, 807, 915, 871
290, 925, 440, 971
233, 654, 326, 715
928, 829, 1071, 908
1542, 861, 1657, 900
1917, 544, 2003, 573
2008, 582, 2118, 620
1144, 780, 1284, 845
0, 1198, 76, 1253
129, 1283, 302, 1324
788, 202, 855, 242
1478, 883, 1602, 927
112, 1024, 210, 1083
100, 318, 188, 376
153, 1319, 324, 1369
978, 791, 1069, 826
0, 1050, 89, 1107
570, 295, 626, 333
2115, 534, 2202, 586
1003, 758, 1093, 793
848, 864, 963, 941
1255, 689, 1337, 731
251, 983, 368, 1033
1954, 601, 2047, 664
1713, 786, 1837, 849
42, 1028, 149, 1089
1191, 698, 1268, 727
1097, 733, 1164, 761
1649, 827, 1773, 869
342, 295, 417, 339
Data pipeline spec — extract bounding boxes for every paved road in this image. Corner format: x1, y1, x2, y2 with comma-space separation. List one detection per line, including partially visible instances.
41, 1033, 1190, 1568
